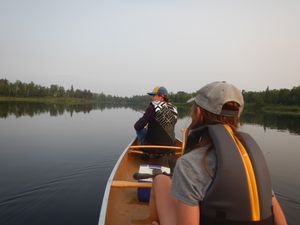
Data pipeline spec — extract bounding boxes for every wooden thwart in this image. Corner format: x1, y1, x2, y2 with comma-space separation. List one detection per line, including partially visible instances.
128, 128, 187, 156
111, 180, 152, 188
130, 145, 181, 149
128, 149, 182, 155
128, 150, 144, 155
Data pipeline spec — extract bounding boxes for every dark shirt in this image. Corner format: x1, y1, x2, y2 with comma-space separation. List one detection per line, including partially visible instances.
134, 104, 155, 131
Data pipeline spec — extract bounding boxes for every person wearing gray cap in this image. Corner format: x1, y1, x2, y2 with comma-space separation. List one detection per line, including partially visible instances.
149, 81, 287, 225
134, 86, 178, 148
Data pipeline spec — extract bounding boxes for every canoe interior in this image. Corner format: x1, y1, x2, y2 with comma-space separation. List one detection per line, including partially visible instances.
104, 139, 182, 225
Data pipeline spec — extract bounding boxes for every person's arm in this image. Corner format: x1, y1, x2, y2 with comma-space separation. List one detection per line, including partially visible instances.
134, 104, 155, 130
171, 152, 212, 225
272, 196, 287, 225
176, 199, 199, 225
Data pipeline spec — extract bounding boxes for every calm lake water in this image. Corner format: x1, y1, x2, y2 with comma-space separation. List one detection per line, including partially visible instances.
0, 103, 299, 225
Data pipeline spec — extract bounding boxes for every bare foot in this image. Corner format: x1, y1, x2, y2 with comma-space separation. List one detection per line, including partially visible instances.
152, 221, 160, 225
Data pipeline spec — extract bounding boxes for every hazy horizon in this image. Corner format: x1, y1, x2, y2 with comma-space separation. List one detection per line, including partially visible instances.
1, 0, 300, 96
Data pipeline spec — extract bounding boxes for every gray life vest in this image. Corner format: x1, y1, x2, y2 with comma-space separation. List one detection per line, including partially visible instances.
186, 124, 273, 225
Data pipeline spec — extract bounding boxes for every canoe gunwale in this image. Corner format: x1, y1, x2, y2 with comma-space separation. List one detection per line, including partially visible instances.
98, 139, 135, 225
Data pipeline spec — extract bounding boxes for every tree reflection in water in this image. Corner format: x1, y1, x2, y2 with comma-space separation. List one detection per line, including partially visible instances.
0, 101, 299, 135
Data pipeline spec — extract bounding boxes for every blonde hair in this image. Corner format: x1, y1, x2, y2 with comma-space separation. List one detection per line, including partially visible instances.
186, 102, 241, 178
187, 102, 240, 132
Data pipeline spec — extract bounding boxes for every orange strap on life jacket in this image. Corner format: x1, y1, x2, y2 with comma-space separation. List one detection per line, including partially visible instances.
223, 124, 260, 221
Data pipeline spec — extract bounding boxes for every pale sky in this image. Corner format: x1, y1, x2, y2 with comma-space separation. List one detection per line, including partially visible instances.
1, 0, 299, 96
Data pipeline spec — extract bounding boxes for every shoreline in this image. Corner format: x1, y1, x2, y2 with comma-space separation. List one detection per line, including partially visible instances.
244, 103, 300, 116
1, 97, 300, 116
0, 96, 96, 105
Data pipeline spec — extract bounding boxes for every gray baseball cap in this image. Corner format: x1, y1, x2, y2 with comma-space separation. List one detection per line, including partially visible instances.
188, 81, 244, 117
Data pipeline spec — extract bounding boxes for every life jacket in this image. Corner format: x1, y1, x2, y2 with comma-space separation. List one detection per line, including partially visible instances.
186, 124, 274, 225
146, 101, 177, 146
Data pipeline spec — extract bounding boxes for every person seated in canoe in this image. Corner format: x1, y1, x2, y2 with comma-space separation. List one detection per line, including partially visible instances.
149, 81, 287, 225
134, 86, 178, 149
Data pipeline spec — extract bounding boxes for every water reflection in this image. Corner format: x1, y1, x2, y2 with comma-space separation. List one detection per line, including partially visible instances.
0, 101, 186, 119
240, 111, 300, 135
0, 101, 300, 135
0, 101, 126, 118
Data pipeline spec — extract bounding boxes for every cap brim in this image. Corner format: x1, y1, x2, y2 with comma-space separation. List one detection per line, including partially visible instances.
147, 92, 155, 95
187, 97, 195, 103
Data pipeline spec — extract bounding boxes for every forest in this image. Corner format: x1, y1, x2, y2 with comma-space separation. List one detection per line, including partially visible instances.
0, 78, 299, 106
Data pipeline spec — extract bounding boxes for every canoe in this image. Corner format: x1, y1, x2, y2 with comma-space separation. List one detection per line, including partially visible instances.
98, 129, 186, 225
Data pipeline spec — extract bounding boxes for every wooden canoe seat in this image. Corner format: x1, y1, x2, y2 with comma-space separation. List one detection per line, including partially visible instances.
111, 180, 152, 188
128, 145, 182, 156
128, 128, 187, 156
128, 145, 181, 156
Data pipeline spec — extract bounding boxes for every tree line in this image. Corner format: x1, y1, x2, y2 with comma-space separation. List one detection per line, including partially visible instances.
0, 79, 94, 99
0, 78, 299, 105
242, 86, 300, 105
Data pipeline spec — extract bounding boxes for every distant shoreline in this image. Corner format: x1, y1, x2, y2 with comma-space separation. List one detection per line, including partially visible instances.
244, 103, 300, 116
0, 96, 96, 105
1, 96, 299, 116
